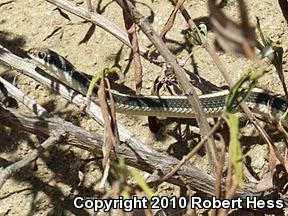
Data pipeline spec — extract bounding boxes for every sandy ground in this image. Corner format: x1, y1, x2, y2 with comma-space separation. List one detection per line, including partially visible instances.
0, 0, 288, 215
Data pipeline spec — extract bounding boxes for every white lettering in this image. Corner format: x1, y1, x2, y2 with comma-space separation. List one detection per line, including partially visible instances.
191, 197, 202, 208
73, 197, 84, 209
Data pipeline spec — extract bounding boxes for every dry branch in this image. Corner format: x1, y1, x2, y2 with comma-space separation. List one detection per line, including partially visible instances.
0, 106, 214, 192
0, 106, 285, 204
0, 77, 49, 117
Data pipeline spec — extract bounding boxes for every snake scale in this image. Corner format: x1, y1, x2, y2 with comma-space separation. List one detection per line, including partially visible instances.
28, 48, 288, 125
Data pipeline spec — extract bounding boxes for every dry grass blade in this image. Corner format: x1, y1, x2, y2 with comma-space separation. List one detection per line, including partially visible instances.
279, 0, 288, 23
43, 26, 64, 41
159, 0, 186, 40
98, 76, 120, 168
78, 23, 96, 45
121, 0, 143, 94
267, 141, 278, 173
208, 0, 256, 58
98, 75, 120, 187
53, 7, 71, 21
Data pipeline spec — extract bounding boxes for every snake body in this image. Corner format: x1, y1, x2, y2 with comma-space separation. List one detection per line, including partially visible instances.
28, 48, 288, 123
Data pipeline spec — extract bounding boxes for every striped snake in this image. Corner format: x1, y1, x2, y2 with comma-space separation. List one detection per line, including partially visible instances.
28, 48, 288, 125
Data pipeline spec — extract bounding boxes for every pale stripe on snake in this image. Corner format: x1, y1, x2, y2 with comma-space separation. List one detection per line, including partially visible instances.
27, 48, 288, 126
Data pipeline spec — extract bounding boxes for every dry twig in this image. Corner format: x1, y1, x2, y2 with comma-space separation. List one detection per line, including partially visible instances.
157, 119, 223, 184
0, 77, 49, 117
98, 77, 120, 187
0, 106, 285, 204
121, 0, 143, 94
0, 131, 63, 189
148, 0, 186, 55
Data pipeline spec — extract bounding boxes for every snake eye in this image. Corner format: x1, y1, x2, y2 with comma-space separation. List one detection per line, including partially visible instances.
37, 51, 46, 60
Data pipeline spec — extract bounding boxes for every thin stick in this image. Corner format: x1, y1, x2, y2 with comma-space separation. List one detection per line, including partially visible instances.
158, 119, 223, 183
0, 132, 62, 189
121, 0, 143, 94
0, 77, 49, 118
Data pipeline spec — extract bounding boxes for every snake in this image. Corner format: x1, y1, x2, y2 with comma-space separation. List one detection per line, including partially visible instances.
27, 48, 288, 124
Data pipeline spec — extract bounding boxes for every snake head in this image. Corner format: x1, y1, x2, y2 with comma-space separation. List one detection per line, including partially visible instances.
28, 48, 50, 66
28, 47, 76, 74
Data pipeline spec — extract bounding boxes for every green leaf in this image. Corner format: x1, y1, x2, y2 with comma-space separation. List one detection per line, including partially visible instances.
186, 30, 203, 46
121, 190, 131, 199
113, 158, 130, 185
226, 113, 244, 188
87, 66, 121, 98
272, 46, 284, 77
130, 169, 154, 198
256, 18, 287, 98
278, 109, 288, 139
256, 17, 272, 48
226, 69, 265, 113
113, 158, 154, 198
256, 17, 280, 61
